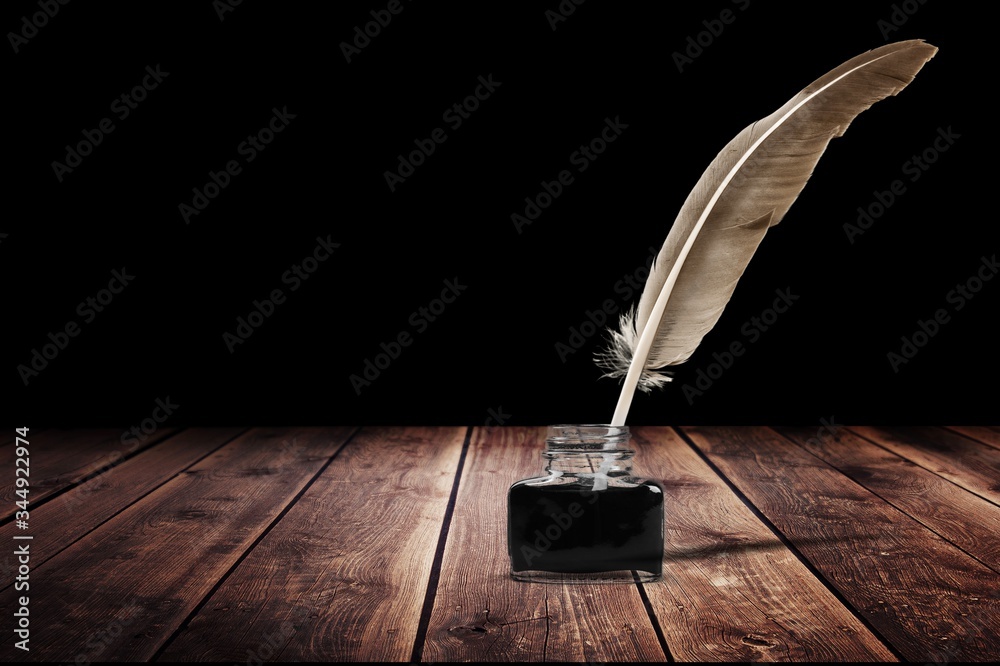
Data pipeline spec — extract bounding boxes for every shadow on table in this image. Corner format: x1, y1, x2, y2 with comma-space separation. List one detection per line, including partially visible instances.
663, 533, 868, 561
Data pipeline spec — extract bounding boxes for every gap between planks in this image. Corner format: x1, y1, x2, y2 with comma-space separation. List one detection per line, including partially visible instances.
0, 427, 359, 661
681, 425, 999, 662
418, 427, 668, 662
155, 426, 466, 662
0, 427, 249, 592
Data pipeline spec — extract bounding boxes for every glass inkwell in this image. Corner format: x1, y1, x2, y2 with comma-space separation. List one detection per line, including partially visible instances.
507, 424, 664, 583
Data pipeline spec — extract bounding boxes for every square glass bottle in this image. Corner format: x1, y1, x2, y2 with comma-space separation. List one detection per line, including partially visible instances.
507, 425, 664, 583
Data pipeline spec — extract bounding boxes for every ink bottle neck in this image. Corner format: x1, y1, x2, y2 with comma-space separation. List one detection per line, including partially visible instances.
543, 425, 634, 478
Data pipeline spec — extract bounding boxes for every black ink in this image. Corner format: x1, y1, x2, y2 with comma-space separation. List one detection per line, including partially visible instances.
508, 482, 663, 576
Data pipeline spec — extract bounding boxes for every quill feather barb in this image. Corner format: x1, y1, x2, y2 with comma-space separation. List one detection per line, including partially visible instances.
600, 39, 938, 425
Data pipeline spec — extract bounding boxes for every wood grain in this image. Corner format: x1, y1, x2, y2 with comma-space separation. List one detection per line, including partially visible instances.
945, 425, 1000, 452
635, 426, 896, 662
157, 426, 466, 663
0, 427, 178, 520
420, 426, 667, 663
0, 428, 244, 585
849, 426, 1000, 504
777, 425, 1000, 573
4, 425, 998, 662
0, 427, 354, 662
685, 425, 1000, 662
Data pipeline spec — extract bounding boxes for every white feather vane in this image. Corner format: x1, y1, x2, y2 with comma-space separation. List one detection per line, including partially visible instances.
599, 39, 938, 425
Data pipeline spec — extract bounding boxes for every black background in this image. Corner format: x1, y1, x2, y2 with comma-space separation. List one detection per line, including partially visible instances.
4, 1, 993, 427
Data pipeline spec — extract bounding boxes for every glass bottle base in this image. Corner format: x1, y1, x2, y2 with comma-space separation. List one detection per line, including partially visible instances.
510, 569, 661, 584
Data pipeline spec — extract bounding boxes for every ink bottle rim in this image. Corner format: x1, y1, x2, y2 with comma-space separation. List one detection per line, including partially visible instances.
545, 424, 630, 449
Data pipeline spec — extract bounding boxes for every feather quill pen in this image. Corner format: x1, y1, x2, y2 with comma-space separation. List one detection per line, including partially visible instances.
600, 39, 937, 425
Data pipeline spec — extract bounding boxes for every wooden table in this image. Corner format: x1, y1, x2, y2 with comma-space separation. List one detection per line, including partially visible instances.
1, 426, 998, 662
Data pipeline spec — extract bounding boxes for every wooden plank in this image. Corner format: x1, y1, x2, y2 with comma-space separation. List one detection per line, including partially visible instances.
157, 426, 466, 663
0, 427, 179, 520
850, 426, 1000, 505
0, 427, 354, 662
777, 426, 1000, 573
635, 426, 896, 662
421, 426, 667, 663
945, 425, 1000, 452
0, 427, 245, 585
685, 425, 1000, 662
